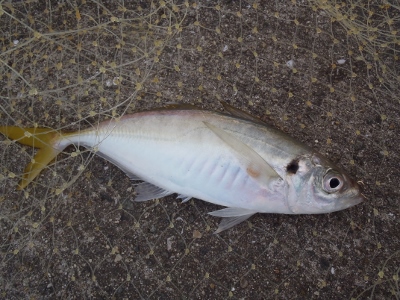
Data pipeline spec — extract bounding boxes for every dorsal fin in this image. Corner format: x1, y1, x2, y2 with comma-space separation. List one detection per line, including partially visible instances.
220, 101, 265, 124
163, 103, 201, 110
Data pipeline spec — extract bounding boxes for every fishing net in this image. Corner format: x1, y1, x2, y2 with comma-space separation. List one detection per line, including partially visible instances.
0, 0, 399, 298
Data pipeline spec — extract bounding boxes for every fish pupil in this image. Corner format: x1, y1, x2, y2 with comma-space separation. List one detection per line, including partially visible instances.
286, 159, 299, 174
330, 178, 340, 189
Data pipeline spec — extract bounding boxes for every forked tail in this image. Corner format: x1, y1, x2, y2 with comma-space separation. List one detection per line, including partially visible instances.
0, 126, 67, 190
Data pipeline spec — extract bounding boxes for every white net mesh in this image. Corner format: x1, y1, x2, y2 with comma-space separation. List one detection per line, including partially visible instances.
0, 1, 399, 298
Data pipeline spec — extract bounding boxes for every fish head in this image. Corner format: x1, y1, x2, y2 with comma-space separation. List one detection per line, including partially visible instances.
286, 153, 364, 214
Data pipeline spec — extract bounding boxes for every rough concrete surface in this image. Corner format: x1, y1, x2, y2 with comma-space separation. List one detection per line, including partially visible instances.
0, 1, 399, 299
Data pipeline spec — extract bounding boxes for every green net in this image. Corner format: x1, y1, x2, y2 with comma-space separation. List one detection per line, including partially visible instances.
0, 1, 399, 298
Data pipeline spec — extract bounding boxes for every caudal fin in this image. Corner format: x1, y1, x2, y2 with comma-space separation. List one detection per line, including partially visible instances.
0, 126, 66, 190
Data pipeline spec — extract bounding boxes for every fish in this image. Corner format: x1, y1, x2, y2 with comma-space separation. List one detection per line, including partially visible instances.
0, 102, 364, 233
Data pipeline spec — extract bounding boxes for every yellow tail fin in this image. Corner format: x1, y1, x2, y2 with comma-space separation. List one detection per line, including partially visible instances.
0, 126, 65, 190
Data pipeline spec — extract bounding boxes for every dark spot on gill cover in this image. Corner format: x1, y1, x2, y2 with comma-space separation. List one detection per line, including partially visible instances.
286, 158, 299, 174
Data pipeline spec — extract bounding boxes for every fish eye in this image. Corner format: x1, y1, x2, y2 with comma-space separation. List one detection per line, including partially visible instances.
323, 172, 344, 193
329, 177, 340, 188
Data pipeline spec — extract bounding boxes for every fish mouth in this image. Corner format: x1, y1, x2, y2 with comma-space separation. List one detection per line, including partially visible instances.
339, 175, 365, 209
337, 193, 364, 210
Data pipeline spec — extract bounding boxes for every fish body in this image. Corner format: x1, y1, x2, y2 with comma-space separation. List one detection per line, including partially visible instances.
0, 103, 364, 232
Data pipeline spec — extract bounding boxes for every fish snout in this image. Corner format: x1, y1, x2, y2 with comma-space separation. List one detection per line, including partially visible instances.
339, 175, 365, 209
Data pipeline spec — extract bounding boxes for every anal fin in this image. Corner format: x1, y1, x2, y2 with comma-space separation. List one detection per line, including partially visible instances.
177, 194, 192, 203
134, 182, 173, 202
209, 207, 256, 234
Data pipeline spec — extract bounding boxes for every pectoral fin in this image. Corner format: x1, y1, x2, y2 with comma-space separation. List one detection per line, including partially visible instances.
209, 207, 257, 233
203, 122, 281, 185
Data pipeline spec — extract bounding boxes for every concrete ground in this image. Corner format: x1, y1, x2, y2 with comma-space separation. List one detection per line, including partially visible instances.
0, 1, 399, 299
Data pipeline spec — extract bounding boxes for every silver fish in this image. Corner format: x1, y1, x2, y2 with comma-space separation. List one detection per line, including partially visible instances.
0, 102, 364, 233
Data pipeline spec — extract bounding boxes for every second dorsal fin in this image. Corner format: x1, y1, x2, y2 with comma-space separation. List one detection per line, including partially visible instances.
220, 101, 265, 124
163, 103, 201, 110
